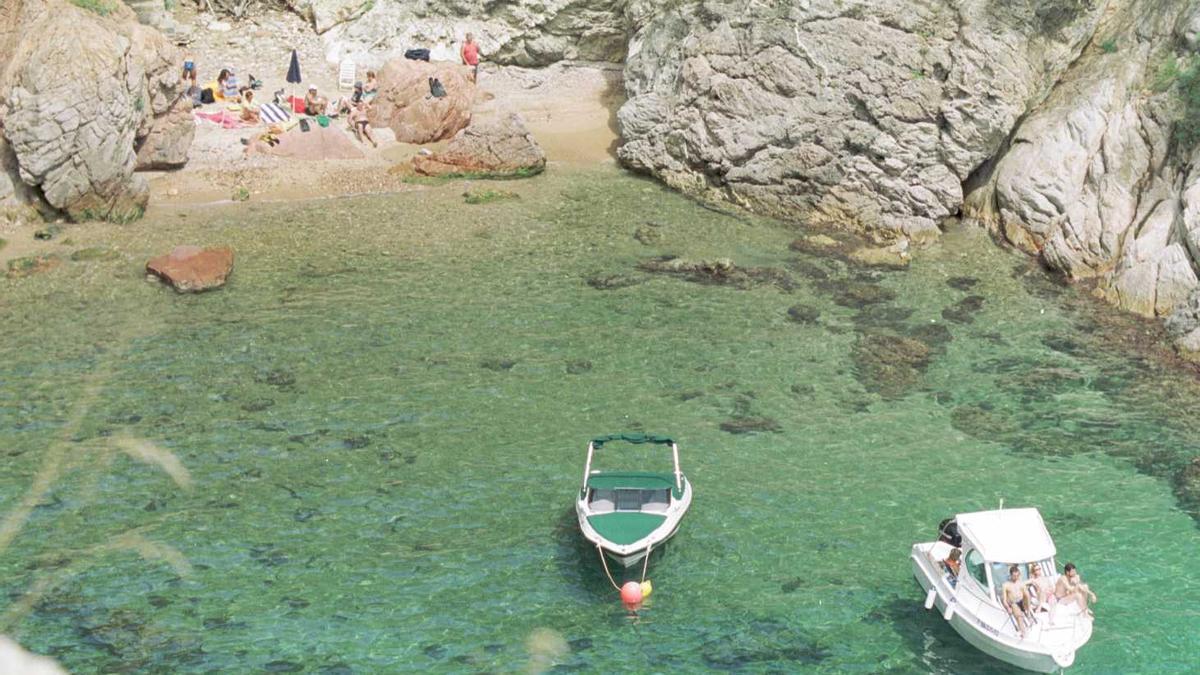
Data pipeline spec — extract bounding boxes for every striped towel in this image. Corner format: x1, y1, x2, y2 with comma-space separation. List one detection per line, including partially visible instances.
260, 102, 290, 124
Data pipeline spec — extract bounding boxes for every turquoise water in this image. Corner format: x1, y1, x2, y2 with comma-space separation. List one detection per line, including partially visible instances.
1, 167, 1197, 673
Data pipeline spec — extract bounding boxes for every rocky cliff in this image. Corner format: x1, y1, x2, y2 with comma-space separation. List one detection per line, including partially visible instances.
0, 0, 193, 223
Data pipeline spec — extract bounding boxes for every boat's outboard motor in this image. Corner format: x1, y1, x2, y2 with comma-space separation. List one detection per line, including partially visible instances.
937, 517, 962, 547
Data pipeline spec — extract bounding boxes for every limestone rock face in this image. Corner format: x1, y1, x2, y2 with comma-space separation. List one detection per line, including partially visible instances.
0, 0, 193, 222
965, 1, 1200, 324
616, 0, 1107, 240
412, 113, 545, 176
310, 0, 628, 69
146, 246, 235, 292
283, 0, 370, 35
367, 58, 474, 144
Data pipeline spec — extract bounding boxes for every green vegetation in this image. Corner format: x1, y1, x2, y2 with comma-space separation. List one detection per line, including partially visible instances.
1100, 38, 1118, 54
400, 166, 545, 185
0, 238, 7, 251
1174, 57, 1200, 154
68, 0, 115, 16
1154, 55, 1183, 93
463, 188, 519, 205
6, 254, 61, 279
70, 247, 121, 262
232, 186, 251, 202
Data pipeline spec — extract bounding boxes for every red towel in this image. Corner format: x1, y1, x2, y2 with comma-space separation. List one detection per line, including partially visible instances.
195, 110, 244, 129
289, 96, 307, 114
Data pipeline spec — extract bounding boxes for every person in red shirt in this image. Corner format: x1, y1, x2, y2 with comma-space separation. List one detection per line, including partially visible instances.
461, 33, 481, 82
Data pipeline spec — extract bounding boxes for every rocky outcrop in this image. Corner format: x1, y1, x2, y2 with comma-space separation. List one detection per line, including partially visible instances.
964, 1, 1200, 340
412, 113, 545, 176
617, 0, 1108, 240
146, 246, 234, 292
0, 0, 193, 223
311, 0, 628, 69
367, 58, 474, 144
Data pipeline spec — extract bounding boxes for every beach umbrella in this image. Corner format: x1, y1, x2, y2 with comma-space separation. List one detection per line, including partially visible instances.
286, 49, 302, 108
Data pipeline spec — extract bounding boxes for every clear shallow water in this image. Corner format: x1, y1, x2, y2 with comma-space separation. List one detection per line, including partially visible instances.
1, 167, 1198, 673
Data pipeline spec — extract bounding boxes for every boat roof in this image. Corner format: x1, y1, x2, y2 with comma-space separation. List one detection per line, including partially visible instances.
587, 472, 682, 498
956, 508, 1056, 563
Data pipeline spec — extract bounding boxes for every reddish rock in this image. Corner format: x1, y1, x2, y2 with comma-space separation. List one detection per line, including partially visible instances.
412, 113, 546, 177
146, 246, 234, 292
367, 59, 474, 144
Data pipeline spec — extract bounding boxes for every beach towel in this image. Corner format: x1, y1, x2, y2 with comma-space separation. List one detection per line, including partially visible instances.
281, 117, 300, 132
289, 96, 307, 114
195, 110, 244, 129
260, 102, 290, 125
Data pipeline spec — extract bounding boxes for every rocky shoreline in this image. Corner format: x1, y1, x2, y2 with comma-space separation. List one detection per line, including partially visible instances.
6, 0, 1200, 362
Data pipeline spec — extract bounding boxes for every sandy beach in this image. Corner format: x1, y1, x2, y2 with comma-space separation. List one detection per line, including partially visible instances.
147, 8, 623, 206
1, 8, 623, 268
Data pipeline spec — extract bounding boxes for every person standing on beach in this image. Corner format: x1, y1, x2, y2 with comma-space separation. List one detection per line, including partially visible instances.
461, 33, 481, 82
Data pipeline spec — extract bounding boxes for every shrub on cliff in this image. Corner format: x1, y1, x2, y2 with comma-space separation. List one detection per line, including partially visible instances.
1173, 56, 1200, 155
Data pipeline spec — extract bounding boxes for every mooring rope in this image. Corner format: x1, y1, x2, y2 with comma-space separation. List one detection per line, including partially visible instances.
597, 544, 621, 591
640, 543, 652, 583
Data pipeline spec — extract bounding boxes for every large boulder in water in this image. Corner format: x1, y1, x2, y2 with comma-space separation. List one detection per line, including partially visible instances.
412, 113, 545, 177
146, 246, 234, 292
367, 58, 474, 144
0, 0, 193, 222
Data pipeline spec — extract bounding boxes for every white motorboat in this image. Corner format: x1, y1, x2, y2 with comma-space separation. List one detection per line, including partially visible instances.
911, 508, 1093, 673
576, 434, 692, 568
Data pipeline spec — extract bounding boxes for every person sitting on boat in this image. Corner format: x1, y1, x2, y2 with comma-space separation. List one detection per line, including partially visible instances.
943, 548, 962, 581
1025, 563, 1056, 618
1055, 562, 1097, 617
1002, 564, 1033, 638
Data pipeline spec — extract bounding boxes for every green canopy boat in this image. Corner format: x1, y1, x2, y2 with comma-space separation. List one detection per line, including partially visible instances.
575, 434, 693, 568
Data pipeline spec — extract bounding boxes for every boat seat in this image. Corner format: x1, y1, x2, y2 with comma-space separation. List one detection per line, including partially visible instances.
589, 489, 615, 513
641, 500, 669, 514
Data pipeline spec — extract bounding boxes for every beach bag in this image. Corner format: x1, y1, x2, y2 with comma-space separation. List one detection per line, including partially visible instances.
405, 48, 431, 61
299, 118, 311, 133
317, 115, 330, 128
200, 87, 215, 105
429, 77, 446, 98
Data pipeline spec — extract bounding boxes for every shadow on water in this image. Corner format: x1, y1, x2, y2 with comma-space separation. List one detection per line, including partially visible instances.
865, 595, 1027, 675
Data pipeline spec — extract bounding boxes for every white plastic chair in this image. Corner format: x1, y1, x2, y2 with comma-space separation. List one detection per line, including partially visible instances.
338, 59, 356, 89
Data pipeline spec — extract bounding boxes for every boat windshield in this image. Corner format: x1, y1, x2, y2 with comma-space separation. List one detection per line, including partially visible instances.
589, 488, 670, 514
991, 562, 1025, 600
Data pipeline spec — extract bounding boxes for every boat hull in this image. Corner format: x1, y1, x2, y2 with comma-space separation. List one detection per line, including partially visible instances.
577, 478, 692, 569
911, 543, 1086, 673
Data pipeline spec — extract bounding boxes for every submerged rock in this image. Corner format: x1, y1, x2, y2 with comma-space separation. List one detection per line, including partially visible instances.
146, 246, 234, 292
720, 416, 781, 434
585, 273, 644, 290
852, 333, 932, 399
6, 254, 61, 279
638, 256, 795, 291
786, 304, 820, 324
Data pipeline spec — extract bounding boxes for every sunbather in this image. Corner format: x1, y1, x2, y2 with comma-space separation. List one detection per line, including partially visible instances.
1002, 564, 1032, 638
364, 70, 378, 95
1055, 562, 1097, 617
223, 69, 241, 102
304, 85, 327, 116
1026, 563, 1057, 624
240, 89, 260, 124
349, 100, 377, 148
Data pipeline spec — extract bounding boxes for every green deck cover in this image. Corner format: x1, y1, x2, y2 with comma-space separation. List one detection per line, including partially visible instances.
587, 512, 667, 546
